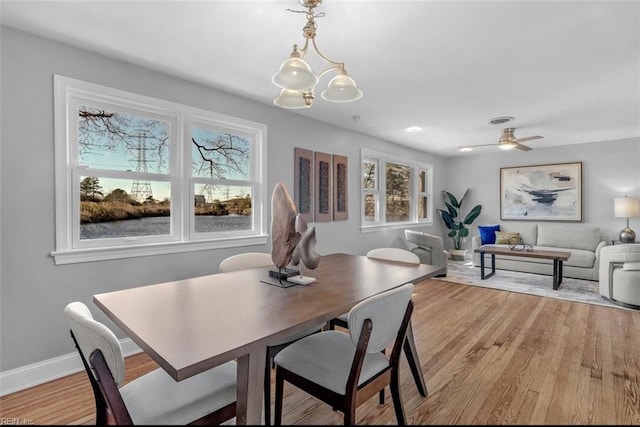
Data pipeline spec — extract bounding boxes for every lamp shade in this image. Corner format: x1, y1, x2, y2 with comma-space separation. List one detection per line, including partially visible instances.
272, 57, 319, 91
614, 197, 640, 218
320, 73, 363, 103
273, 89, 308, 109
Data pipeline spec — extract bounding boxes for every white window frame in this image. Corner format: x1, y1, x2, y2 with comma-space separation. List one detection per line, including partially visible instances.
360, 148, 433, 233
361, 157, 380, 225
416, 166, 432, 221
52, 75, 267, 265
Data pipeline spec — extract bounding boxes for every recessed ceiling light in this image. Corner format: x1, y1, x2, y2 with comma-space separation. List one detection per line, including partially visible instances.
405, 126, 422, 133
459, 147, 473, 152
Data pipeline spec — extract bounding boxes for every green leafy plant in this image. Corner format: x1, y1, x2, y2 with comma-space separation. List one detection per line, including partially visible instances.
437, 189, 482, 250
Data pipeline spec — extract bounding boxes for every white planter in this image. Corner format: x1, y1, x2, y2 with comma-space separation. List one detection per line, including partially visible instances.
451, 249, 467, 261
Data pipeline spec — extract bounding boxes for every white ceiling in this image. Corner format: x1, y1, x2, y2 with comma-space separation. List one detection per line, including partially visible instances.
2, 0, 639, 157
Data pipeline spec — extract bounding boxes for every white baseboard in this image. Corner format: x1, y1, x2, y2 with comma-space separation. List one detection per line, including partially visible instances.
0, 338, 141, 397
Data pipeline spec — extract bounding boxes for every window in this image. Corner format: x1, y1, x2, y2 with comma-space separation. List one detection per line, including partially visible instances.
360, 149, 433, 231
52, 76, 267, 264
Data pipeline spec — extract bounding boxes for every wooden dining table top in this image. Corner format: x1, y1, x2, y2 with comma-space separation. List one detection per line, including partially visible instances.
93, 252, 444, 424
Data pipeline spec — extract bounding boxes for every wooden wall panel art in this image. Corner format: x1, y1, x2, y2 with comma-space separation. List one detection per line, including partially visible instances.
314, 151, 332, 222
294, 147, 314, 222
333, 155, 348, 220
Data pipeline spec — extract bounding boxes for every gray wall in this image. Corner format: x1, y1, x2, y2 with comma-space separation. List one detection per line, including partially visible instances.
2, 26, 638, 379
445, 138, 640, 251
0, 27, 447, 372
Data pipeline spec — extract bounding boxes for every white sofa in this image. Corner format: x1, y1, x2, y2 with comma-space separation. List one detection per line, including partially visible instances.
471, 223, 606, 281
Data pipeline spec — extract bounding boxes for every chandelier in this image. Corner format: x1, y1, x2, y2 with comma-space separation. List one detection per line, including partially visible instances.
272, 0, 363, 109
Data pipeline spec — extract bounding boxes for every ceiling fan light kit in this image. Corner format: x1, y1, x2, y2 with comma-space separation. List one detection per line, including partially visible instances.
459, 125, 543, 152
272, 0, 363, 109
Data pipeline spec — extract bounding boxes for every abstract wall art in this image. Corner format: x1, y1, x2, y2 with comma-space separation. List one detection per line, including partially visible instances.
500, 162, 582, 221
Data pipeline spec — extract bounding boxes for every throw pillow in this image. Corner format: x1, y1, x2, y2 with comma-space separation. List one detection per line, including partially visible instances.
495, 231, 522, 244
478, 225, 500, 245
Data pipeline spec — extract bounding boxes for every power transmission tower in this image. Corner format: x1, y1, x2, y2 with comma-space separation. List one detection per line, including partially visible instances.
130, 132, 154, 203
200, 184, 216, 204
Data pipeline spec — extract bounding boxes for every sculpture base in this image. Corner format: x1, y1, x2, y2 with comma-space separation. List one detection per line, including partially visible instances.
287, 275, 316, 285
268, 268, 298, 280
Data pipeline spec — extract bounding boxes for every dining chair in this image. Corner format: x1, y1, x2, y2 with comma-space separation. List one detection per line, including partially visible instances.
273, 283, 415, 425
218, 253, 326, 425
218, 252, 273, 273
64, 302, 237, 425
328, 247, 428, 399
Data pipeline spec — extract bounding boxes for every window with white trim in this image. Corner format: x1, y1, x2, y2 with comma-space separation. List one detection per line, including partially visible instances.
360, 149, 433, 231
52, 76, 267, 264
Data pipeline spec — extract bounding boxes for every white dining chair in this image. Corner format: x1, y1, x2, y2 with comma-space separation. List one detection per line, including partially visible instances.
328, 247, 428, 400
273, 283, 415, 425
218, 253, 326, 425
64, 302, 237, 425
330, 249, 419, 330
366, 247, 421, 264
218, 252, 273, 273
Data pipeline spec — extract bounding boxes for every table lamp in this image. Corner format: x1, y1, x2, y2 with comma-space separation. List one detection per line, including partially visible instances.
614, 196, 640, 243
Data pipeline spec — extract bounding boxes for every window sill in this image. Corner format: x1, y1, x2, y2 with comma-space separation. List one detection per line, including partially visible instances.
360, 221, 433, 234
51, 234, 269, 265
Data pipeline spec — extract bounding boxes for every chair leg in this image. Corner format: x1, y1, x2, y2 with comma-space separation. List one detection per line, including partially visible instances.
404, 321, 428, 397
274, 368, 284, 426
95, 398, 107, 425
344, 402, 356, 425
390, 370, 407, 425
264, 353, 272, 426
377, 348, 387, 404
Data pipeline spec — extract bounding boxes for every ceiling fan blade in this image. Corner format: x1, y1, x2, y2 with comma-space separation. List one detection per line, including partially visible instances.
459, 143, 499, 149
514, 143, 532, 151
515, 135, 543, 143
465, 144, 500, 148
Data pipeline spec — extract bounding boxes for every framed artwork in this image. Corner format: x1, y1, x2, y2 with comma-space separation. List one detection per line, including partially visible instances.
500, 162, 582, 221
314, 151, 332, 222
333, 154, 348, 220
294, 147, 314, 222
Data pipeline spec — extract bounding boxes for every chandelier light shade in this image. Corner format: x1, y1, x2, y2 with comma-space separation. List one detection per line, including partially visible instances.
272, 55, 319, 91
321, 71, 363, 103
614, 196, 640, 243
273, 89, 310, 109
272, 0, 363, 109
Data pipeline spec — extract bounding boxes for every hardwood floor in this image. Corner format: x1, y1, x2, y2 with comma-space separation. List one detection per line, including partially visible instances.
2, 278, 640, 425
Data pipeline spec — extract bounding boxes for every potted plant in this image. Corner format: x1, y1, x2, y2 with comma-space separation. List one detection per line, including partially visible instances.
437, 189, 482, 260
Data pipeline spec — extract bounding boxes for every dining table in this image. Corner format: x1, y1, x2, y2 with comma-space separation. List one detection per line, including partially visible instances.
93, 252, 445, 424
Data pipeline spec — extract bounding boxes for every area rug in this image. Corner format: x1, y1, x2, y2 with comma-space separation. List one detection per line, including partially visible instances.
434, 260, 633, 311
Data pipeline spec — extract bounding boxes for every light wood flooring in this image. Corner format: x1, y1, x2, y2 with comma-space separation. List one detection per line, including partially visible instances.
2, 278, 640, 425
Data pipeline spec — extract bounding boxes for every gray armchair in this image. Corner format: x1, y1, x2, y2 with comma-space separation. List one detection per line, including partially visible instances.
599, 244, 640, 309
404, 229, 448, 277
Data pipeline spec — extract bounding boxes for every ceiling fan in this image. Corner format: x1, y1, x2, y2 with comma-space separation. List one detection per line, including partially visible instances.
460, 128, 544, 152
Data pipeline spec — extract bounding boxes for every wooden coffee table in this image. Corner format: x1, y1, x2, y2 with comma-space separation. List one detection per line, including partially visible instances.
474, 245, 571, 290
